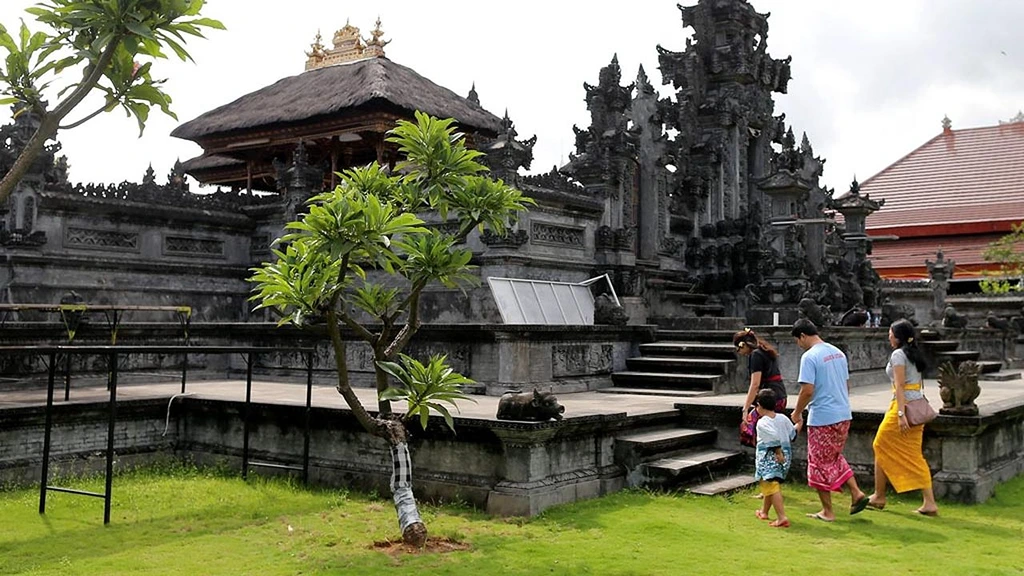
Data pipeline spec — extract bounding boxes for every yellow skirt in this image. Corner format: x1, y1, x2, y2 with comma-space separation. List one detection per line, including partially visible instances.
872, 400, 932, 492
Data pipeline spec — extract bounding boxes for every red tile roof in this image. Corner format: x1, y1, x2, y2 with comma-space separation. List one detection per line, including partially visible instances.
869, 234, 1005, 279
860, 121, 1024, 233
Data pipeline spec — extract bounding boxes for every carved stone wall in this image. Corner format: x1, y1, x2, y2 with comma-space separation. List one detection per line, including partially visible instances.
552, 343, 614, 377
64, 227, 139, 252
531, 222, 585, 249
164, 236, 225, 257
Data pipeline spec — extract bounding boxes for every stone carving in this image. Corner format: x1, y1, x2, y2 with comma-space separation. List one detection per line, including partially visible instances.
479, 229, 528, 249
531, 222, 584, 248
478, 111, 536, 182
64, 227, 139, 251
593, 294, 628, 326
938, 360, 981, 416
984, 311, 1012, 332
552, 344, 614, 377
880, 298, 918, 327
519, 166, 585, 194
926, 250, 954, 318
838, 306, 870, 327
797, 297, 832, 327
496, 389, 565, 421
941, 306, 969, 329
425, 221, 465, 244
164, 236, 224, 256
250, 233, 271, 256
595, 225, 615, 251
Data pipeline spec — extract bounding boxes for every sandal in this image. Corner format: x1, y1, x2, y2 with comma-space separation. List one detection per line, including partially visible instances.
756, 510, 770, 521
850, 495, 870, 515
769, 519, 790, 528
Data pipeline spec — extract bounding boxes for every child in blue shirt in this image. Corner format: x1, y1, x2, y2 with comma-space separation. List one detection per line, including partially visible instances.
754, 388, 796, 528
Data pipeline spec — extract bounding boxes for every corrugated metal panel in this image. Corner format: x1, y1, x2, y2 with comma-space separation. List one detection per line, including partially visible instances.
487, 277, 594, 325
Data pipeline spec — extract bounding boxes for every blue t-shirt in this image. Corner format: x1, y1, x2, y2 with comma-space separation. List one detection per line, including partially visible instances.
797, 342, 852, 426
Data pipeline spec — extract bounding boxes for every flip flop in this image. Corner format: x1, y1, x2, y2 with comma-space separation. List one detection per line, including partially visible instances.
850, 495, 870, 515
866, 499, 886, 511
756, 510, 770, 521
769, 519, 790, 528
805, 512, 834, 523
914, 509, 939, 517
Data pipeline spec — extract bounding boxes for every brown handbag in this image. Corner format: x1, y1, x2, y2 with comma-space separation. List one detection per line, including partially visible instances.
905, 396, 937, 426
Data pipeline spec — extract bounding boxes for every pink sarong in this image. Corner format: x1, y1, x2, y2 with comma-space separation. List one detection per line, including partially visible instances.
806, 420, 854, 492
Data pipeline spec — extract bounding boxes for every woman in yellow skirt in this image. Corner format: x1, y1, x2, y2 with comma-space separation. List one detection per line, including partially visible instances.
867, 319, 939, 516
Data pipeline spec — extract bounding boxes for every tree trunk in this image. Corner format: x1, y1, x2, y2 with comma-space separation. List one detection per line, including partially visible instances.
0, 114, 60, 204
326, 310, 426, 545
384, 422, 426, 546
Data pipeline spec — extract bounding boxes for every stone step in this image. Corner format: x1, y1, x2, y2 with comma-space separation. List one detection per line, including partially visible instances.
597, 387, 715, 398
643, 448, 745, 486
639, 342, 737, 358
653, 316, 745, 331
920, 340, 960, 352
693, 304, 726, 317
979, 370, 1022, 382
656, 329, 737, 342
977, 360, 1003, 374
663, 291, 709, 305
626, 356, 735, 374
616, 428, 718, 464
937, 350, 981, 363
688, 473, 758, 496
611, 371, 721, 390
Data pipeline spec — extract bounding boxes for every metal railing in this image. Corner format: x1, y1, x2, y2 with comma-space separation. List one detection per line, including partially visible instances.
0, 344, 315, 525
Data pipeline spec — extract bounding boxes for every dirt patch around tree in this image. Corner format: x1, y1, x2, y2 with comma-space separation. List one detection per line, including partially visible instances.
371, 537, 471, 556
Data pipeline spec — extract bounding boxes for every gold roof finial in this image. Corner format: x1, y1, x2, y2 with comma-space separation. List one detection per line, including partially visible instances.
363, 17, 390, 58
305, 19, 389, 70
304, 30, 326, 68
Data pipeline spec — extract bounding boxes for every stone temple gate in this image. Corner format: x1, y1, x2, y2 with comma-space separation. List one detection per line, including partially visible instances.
0, 0, 883, 326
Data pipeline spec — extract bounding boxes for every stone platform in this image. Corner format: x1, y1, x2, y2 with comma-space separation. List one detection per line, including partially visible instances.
1, 373, 1022, 515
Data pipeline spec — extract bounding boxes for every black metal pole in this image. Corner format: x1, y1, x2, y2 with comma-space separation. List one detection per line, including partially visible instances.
63, 353, 71, 402
103, 351, 118, 525
303, 350, 313, 485
181, 347, 188, 395
242, 352, 253, 480
39, 351, 57, 515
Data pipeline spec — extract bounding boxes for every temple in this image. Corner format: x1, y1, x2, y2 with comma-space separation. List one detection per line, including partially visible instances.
2, 3, 883, 326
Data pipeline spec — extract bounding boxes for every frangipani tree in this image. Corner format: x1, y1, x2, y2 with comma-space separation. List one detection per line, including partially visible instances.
249, 112, 533, 545
0, 0, 224, 203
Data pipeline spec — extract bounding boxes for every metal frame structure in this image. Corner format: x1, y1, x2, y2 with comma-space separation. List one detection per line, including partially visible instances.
486, 274, 619, 325
0, 344, 314, 525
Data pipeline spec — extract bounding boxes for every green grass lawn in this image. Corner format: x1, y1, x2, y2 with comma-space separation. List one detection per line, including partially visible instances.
1, 464, 1023, 576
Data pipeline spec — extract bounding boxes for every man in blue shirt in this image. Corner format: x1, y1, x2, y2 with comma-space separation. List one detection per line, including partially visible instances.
789, 319, 869, 521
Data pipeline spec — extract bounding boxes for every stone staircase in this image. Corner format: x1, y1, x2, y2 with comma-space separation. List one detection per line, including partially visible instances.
615, 419, 754, 495
659, 281, 726, 317
918, 330, 1009, 380
604, 318, 745, 397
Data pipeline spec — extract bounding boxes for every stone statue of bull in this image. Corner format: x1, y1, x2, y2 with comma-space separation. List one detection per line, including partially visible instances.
496, 389, 565, 422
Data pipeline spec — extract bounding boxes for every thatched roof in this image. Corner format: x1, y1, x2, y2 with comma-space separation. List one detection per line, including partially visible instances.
172, 57, 502, 141
180, 154, 243, 172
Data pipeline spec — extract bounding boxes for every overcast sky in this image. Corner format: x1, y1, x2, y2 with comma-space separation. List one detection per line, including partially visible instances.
1, 0, 1022, 195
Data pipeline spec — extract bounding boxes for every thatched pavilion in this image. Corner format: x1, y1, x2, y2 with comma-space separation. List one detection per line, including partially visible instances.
172, 20, 502, 191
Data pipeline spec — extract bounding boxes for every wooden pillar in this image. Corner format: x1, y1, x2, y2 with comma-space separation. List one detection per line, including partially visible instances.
375, 134, 385, 165
330, 144, 338, 189
246, 160, 253, 196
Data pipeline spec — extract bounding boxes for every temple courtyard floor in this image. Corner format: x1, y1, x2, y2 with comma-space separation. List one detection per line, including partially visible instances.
1, 374, 1022, 418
